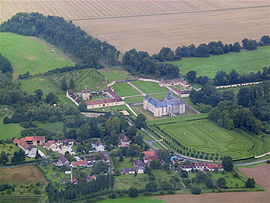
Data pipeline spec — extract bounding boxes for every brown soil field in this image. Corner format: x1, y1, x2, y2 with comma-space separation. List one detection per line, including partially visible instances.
1, 0, 270, 54
157, 164, 270, 203
0, 165, 47, 184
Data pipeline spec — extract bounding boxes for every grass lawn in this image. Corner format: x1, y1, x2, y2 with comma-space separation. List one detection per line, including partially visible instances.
169, 46, 270, 78
99, 197, 165, 203
113, 82, 140, 97
124, 96, 144, 104
131, 81, 169, 94
211, 172, 246, 188
0, 122, 23, 140
99, 69, 135, 82
150, 114, 268, 160
34, 121, 63, 133
0, 32, 74, 77
115, 174, 149, 190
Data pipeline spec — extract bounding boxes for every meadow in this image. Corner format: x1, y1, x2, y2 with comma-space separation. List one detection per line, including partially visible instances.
113, 82, 140, 97
169, 46, 270, 77
131, 81, 168, 94
150, 114, 268, 160
0, 32, 74, 77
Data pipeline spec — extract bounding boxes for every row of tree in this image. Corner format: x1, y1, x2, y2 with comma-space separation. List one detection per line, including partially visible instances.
0, 12, 120, 68
123, 49, 179, 79
154, 35, 270, 61
46, 174, 114, 202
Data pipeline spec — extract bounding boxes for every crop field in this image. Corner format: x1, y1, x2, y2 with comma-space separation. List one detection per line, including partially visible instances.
131, 81, 168, 94
169, 46, 270, 77
0, 33, 74, 77
113, 82, 140, 97
1, 0, 269, 54
150, 114, 269, 159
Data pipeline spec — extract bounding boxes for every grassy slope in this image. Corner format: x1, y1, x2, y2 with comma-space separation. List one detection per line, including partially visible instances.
99, 69, 135, 82
0, 122, 23, 140
131, 81, 168, 94
0, 32, 74, 77
150, 114, 268, 159
169, 46, 270, 77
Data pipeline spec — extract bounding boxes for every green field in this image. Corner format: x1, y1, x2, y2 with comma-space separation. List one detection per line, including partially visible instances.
20, 77, 75, 106
0, 122, 23, 140
131, 81, 169, 94
0, 32, 74, 77
99, 69, 135, 82
125, 96, 144, 104
99, 197, 164, 203
169, 46, 270, 77
113, 83, 140, 97
150, 114, 269, 160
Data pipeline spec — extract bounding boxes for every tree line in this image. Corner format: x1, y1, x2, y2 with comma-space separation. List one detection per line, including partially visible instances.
0, 12, 120, 69
123, 48, 179, 79
153, 35, 270, 61
186, 67, 270, 86
46, 174, 114, 202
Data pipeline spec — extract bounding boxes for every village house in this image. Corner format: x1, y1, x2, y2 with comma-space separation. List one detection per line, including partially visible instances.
86, 175, 97, 182
99, 152, 110, 163
179, 162, 223, 172
13, 137, 46, 158
92, 141, 105, 152
143, 92, 185, 117
81, 87, 91, 100
120, 168, 136, 175
85, 157, 97, 166
43, 139, 75, 155
133, 160, 146, 174
143, 150, 160, 165
71, 160, 88, 168
118, 132, 130, 148
57, 156, 70, 166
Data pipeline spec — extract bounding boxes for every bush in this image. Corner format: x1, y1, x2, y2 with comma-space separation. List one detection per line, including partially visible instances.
108, 193, 117, 199
191, 186, 201, 195
128, 187, 138, 198
34, 188, 41, 195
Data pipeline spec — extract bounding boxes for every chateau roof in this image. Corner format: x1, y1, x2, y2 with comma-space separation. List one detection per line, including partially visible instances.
144, 92, 184, 108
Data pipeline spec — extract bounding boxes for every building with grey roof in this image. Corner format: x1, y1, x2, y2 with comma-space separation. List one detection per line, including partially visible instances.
143, 92, 185, 117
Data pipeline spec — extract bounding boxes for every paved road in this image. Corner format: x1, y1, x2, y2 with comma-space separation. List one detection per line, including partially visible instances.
143, 139, 159, 150
127, 82, 146, 96
234, 159, 270, 166
185, 103, 201, 114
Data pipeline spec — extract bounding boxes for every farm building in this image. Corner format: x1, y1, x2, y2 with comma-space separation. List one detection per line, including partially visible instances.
179, 162, 223, 172
13, 137, 45, 158
85, 98, 124, 109
143, 92, 185, 117
159, 79, 190, 88
143, 150, 160, 165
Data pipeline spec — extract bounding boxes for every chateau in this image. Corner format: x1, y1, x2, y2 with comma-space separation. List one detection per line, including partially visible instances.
143, 92, 185, 117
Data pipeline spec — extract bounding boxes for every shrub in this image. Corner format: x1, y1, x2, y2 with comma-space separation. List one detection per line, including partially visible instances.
128, 187, 138, 198
191, 186, 201, 195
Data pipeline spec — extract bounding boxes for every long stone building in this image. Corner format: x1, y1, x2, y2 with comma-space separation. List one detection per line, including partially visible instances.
143, 92, 185, 117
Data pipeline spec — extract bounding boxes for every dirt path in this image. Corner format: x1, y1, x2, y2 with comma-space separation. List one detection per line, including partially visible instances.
157, 164, 270, 203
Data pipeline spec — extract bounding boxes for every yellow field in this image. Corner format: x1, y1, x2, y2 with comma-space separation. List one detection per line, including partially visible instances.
1, 0, 270, 53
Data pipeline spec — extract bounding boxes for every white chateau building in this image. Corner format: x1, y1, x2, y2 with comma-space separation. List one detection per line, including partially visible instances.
143, 92, 185, 117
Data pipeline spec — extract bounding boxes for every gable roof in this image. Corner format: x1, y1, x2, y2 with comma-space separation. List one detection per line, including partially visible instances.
21, 136, 45, 142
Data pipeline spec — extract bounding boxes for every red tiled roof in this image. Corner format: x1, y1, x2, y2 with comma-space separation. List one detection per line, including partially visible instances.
13, 138, 35, 150
71, 160, 87, 167
21, 136, 45, 142
143, 150, 158, 157
85, 98, 123, 106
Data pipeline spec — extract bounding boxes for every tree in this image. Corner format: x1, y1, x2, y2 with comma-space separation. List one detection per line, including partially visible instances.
205, 177, 215, 189
92, 161, 109, 174
196, 44, 210, 57
135, 114, 146, 128
180, 170, 188, 178
191, 186, 201, 194
186, 70, 197, 83
222, 156, 233, 171
150, 160, 161, 169
0, 54, 13, 73
45, 93, 58, 104
78, 102, 87, 112
69, 78, 75, 90
160, 181, 171, 190
0, 152, 8, 165
245, 178, 255, 188
61, 78, 68, 91
128, 187, 138, 198
145, 181, 158, 192
12, 149, 25, 163
260, 35, 270, 45
217, 177, 226, 188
